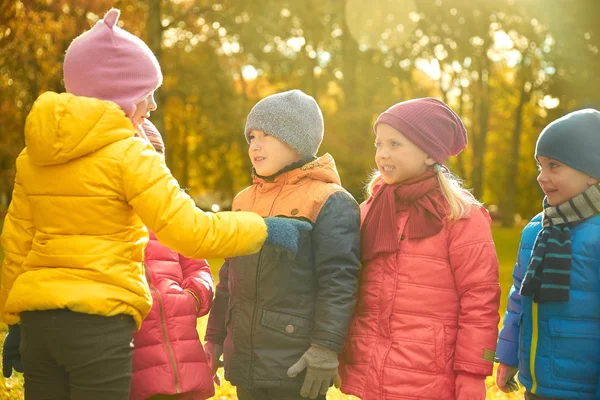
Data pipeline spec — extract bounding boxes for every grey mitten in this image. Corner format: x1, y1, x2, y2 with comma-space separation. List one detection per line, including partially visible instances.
287, 344, 339, 399
264, 217, 313, 257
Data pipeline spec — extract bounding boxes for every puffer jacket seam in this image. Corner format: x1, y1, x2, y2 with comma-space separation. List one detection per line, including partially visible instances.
450, 239, 494, 251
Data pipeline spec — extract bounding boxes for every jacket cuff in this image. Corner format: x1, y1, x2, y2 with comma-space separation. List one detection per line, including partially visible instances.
454, 359, 494, 377
456, 372, 487, 379
495, 338, 519, 367
204, 330, 226, 345
311, 330, 346, 353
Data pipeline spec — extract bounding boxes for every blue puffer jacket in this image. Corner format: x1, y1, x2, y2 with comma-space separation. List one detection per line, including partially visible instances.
497, 213, 600, 399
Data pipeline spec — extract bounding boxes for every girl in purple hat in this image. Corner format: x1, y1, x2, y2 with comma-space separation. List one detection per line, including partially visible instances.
339, 98, 501, 400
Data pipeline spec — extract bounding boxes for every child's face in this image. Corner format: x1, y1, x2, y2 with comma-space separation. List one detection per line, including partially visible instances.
132, 93, 157, 125
248, 130, 301, 176
537, 156, 598, 206
375, 123, 435, 185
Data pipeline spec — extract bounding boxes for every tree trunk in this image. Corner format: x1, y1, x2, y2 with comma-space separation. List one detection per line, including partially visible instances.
472, 56, 490, 200
147, 0, 168, 164
502, 55, 531, 227
455, 82, 467, 179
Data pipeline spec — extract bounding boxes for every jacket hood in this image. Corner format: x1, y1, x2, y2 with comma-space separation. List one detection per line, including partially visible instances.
24, 91, 135, 166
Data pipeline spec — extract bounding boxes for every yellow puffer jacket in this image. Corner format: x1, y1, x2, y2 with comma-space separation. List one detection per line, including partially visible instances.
0, 92, 267, 328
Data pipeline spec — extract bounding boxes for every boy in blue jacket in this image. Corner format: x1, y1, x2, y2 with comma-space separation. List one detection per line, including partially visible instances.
496, 109, 600, 399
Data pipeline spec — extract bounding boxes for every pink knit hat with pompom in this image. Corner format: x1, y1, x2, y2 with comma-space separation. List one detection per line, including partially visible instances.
63, 8, 162, 118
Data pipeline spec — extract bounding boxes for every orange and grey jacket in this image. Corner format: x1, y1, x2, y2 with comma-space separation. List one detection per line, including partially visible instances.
205, 154, 361, 390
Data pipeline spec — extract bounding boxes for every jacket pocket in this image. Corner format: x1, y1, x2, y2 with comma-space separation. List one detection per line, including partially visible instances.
385, 321, 446, 375
549, 318, 600, 383
260, 309, 314, 338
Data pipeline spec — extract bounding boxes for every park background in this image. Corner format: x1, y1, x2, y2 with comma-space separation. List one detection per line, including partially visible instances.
1, 0, 599, 398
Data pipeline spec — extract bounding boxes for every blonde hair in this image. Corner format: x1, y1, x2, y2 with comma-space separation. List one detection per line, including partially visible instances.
365, 168, 482, 221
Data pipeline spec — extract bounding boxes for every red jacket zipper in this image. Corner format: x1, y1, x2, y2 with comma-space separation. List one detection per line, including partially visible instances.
145, 266, 181, 394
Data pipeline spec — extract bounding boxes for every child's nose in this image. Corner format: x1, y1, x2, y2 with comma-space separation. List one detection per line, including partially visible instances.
377, 148, 390, 159
148, 95, 157, 111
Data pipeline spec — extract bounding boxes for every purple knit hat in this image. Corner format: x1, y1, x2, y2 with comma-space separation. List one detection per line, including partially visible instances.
63, 9, 163, 118
374, 98, 467, 164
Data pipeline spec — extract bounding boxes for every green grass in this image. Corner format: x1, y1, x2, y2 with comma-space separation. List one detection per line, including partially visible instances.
0, 224, 525, 399
492, 225, 523, 324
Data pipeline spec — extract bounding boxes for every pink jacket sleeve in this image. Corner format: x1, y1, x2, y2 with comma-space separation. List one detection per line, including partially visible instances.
179, 255, 214, 317
448, 207, 501, 377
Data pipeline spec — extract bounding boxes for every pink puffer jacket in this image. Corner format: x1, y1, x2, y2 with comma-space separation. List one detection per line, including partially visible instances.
131, 232, 214, 400
339, 184, 501, 400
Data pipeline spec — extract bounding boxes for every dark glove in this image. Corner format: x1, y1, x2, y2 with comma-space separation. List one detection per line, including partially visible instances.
204, 341, 223, 386
287, 344, 339, 399
264, 217, 313, 258
2, 325, 23, 378
495, 363, 519, 393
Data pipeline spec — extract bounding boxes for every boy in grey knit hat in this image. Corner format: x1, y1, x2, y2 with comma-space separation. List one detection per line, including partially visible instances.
244, 89, 324, 167
205, 90, 361, 400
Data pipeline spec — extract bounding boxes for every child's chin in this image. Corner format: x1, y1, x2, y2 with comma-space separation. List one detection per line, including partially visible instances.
382, 175, 403, 185
254, 167, 274, 176
545, 195, 561, 206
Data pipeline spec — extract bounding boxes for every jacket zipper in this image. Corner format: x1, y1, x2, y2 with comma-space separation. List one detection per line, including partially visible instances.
247, 183, 285, 386
145, 267, 181, 394
529, 301, 539, 393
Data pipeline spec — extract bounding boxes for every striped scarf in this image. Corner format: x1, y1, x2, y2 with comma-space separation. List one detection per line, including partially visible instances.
520, 183, 600, 303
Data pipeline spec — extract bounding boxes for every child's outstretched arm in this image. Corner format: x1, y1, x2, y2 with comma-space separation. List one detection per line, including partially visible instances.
0, 156, 36, 320
448, 209, 501, 385
121, 139, 267, 259
179, 255, 213, 317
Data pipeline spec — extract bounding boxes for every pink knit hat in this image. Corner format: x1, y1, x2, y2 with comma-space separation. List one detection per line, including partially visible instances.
63, 8, 163, 118
373, 98, 467, 164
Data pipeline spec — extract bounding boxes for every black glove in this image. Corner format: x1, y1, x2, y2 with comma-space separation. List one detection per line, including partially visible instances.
2, 324, 23, 378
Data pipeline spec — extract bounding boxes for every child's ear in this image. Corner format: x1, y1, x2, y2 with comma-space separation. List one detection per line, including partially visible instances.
425, 156, 436, 166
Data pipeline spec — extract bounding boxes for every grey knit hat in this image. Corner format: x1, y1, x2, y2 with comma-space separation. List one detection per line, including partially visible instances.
245, 90, 324, 159
536, 108, 600, 179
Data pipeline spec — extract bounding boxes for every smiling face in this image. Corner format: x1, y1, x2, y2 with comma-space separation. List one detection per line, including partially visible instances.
248, 130, 301, 176
132, 92, 157, 125
536, 156, 598, 206
374, 123, 436, 184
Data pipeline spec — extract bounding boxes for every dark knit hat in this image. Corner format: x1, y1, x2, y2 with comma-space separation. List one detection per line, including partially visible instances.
536, 108, 600, 179
373, 98, 467, 164
245, 90, 324, 159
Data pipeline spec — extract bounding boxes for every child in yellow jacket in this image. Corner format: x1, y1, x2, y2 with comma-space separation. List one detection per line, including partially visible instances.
0, 9, 309, 400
